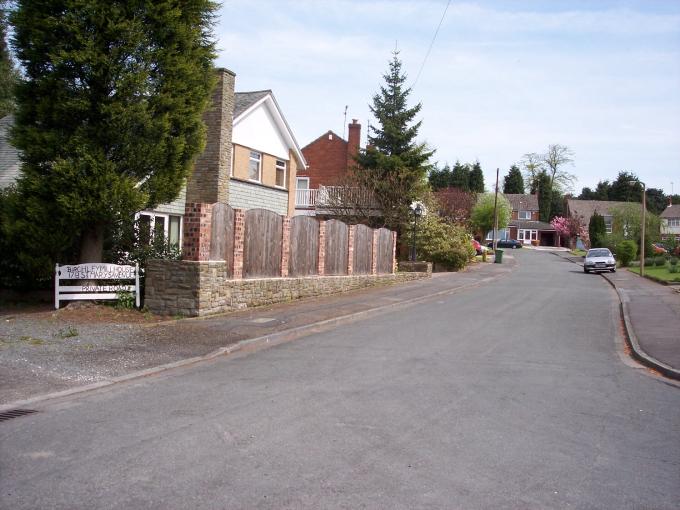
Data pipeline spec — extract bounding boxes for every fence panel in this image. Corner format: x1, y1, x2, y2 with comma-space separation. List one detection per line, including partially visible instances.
353, 224, 373, 275
209, 203, 235, 274
324, 220, 348, 275
244, 208, 283, 278
289, 216, 319, 277
376, 228, 393, 274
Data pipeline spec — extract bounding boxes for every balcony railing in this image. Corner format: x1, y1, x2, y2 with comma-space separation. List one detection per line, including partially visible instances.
295, 186, 378, 210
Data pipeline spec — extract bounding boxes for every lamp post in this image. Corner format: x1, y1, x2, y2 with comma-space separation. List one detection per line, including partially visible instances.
629, 180, 646, 277
410, 202, 424, 261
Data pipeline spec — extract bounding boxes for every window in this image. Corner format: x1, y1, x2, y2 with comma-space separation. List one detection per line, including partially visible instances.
169, 216, 181, 246
668, 218, 680, 227
296, 177, 309, 190
248, 151, 261, 181
518, 210, 531, 220
486, 228, 509, 241
604, 216, 613, 234
136, 212, 182, 247
276, 159, 287, 188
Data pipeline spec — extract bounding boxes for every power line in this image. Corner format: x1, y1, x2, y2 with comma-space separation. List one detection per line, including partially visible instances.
412, 0, 451, 89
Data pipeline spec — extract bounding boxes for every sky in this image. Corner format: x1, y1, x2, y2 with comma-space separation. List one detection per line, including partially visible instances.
215, 0, 680, 195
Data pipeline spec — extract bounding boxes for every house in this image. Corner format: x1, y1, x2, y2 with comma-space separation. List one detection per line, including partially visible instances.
661, 203, 680, 242
566, 199, 642, 235
0, 69, 307, 247
295, 119, 362, 215
495, 193, 557, 246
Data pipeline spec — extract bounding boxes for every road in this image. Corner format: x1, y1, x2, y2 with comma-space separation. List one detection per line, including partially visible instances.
1, 250, 679, 509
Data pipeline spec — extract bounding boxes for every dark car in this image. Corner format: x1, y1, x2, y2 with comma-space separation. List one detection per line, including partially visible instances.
487, 239, 523, 249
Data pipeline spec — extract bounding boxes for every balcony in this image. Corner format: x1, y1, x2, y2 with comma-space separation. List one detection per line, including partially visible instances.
295, 186, 379, 212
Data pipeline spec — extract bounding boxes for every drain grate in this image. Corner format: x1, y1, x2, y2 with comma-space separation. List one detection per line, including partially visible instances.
0, 409, 38, 423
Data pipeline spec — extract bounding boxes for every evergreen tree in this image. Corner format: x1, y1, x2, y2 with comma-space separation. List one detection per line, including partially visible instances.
503, 164, 524, 194
450, 161, 470, 191
608, 171, 642, 203
589, 211, 607, 248
578, 187, 596, 200
355, 51, 434, 229
468, 161, 485, 192
594, 181, 610, 200
536, 170, 552, 222
8, 0, 217, 265
0, 1, 18, 117
428, 163, 451, 191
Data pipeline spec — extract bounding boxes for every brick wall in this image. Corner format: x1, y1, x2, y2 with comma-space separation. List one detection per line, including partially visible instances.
145, 259, 431, 317
299, 121, 361, 189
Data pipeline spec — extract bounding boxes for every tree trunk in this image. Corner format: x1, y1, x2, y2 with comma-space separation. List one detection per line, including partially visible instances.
79, 223, 105, 263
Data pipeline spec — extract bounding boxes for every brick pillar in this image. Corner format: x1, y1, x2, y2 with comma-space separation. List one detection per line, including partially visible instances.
280, 216, 291, 278
391, 231, 397, 274
371, 229, 379, 275
232, 209, 245, 279
317, 220, 326, 276
347, 225, 355, 275
182, 203, 213, 261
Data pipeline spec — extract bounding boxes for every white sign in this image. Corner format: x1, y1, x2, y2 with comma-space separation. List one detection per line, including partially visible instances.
55, 263, 140, 309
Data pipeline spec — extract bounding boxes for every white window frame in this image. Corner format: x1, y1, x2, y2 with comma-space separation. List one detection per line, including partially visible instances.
518, 210, 531, 220
296, 177, 310, 190
486, 228, 509, 241
604, 216, 613, 234
135, 212, 183, 247
668, 218, 680, 227
248, 151, 262, 182
275, 159, 287, 189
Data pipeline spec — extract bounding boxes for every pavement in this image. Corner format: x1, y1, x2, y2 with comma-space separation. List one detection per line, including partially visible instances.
556, 252, 680, 380
0, 256, 516, 409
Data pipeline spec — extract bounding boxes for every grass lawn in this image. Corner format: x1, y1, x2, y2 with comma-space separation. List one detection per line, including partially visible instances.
627, 265, 680, 283
571, 249, 587, 257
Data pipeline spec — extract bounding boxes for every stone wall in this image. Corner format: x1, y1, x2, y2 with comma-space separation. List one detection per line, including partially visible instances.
145, 259, 430, 317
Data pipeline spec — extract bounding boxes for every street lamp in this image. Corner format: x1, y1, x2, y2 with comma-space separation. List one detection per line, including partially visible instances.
629, 180, 646, 277
410, 202, 424, 261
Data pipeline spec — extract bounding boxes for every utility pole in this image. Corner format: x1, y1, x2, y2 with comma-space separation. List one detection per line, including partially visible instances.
342, 105, 348, 139
492, 168, 500, 251
641, 182, 646, 277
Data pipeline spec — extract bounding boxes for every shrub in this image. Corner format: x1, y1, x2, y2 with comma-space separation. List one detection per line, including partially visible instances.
654, 256, 666, 267
616, 240, 637, 267
644, 257, 655, 267
669, 265, 679, 274
670, 257, 679, 267
415, 215, 475, 270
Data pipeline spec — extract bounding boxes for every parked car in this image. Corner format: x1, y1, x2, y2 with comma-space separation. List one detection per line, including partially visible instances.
583, 248, 616, 273
652, 243, 668, 255
487, 239, 523, 249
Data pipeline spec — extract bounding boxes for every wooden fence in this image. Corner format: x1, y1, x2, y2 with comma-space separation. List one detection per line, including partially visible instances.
205, 204, 395, 279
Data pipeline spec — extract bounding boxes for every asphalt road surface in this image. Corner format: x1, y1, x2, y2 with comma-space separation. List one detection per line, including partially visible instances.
2, 250, 679, 509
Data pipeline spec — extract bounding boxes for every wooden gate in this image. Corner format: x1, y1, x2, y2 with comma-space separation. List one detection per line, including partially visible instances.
376, 228, 393, 274
244, 208, 282, 278
289, 216, 319, 277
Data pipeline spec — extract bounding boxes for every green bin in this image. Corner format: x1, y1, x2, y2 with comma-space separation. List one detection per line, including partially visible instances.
494, 248, 504, 264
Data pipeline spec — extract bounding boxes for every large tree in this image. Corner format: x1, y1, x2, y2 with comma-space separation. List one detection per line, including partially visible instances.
470, 192, 511, 242
536, 170, 552, 222
450, 161, 470, 191
521, 152, 543, 193
0, 0, 18, 117
503, 164, 524, 194
9, 0, 217, 264
542, 144, 575, 193
608, 171, 643, 203
428, 163, 451, 191
355, 51, 434, 230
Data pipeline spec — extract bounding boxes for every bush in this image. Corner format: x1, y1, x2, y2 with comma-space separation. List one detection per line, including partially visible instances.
670, 257, 678, 267
644, 257, 655, 267
616, 240, 637, 267
669, 265, 679, 274
654, 256, 666, 267
415, 215, 475, 270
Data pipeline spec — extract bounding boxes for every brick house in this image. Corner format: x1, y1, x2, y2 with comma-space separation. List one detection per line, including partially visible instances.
295, 119, 361, 214
496, 193, 557, 246
661, 203, 680, 242
566, 199, 642, 237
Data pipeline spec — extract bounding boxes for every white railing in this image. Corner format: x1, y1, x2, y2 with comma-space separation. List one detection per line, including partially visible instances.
295, 188, 319, 207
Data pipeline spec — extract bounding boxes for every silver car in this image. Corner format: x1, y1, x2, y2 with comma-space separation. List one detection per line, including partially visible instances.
583, 248, 616, 273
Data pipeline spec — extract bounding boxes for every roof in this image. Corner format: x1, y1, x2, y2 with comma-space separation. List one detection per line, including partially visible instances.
567, 199, 641, 223
660, 204, 680, 218
0, 115, 21, 189
509, 219, 554, 231
504, 193, 538, 211
301, 130, 347, 150
234, 90, 271, 118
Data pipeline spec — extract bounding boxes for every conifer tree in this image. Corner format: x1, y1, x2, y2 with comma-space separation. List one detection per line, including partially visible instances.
589, 211, 607, 248
468, 161, 485, 192
450, 161, 470, 191
536, 170, 552, 222
9, 0, 217, 264
355, 51, 434, 230
503, 165, 524, 194
428, 163, 451, 191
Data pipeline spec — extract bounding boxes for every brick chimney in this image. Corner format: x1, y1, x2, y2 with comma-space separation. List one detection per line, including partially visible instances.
347, 119, 361, 169
183, 68, 236, 261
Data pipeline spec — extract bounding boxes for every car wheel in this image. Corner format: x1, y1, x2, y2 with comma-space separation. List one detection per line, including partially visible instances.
584, 268, 589, 273
611, 268, 616, 273
512, 245, 517, 249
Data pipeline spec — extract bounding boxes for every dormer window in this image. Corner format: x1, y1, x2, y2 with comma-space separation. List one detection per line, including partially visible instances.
518, 210, 531, 220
